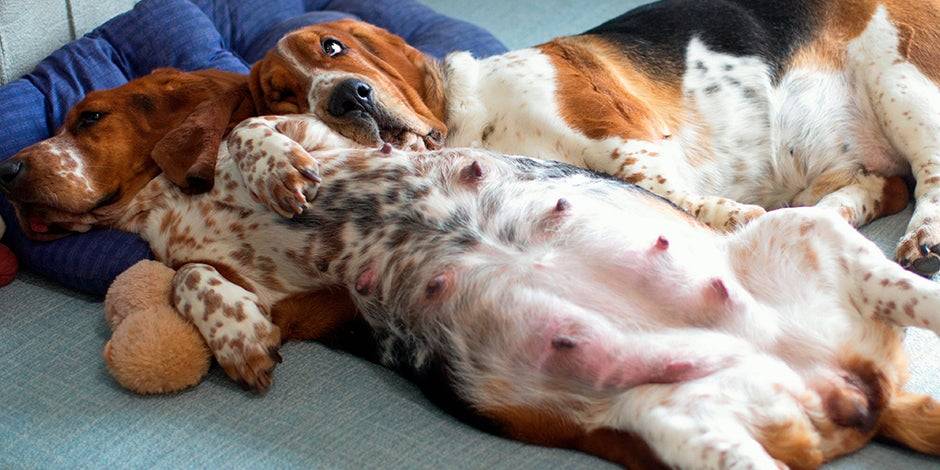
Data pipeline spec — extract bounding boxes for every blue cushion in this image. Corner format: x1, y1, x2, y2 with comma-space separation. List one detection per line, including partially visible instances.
191, 0, 507, 63
0, 0, 507, 296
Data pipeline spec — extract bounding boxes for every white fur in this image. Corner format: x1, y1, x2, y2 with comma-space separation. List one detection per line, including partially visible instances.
437, 11, 940, 242
43, 135, 96, 195
847, 6, 940, 261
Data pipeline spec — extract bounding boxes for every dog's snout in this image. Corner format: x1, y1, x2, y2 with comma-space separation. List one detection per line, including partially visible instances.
328, 79, 374, 117
0, 159, 23, 192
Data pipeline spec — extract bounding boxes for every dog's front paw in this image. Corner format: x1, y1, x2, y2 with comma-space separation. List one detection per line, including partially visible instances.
229, 118, 322, 218
214, 319, 283, 393
695, 197, 766, 232
896, 221, 940, 277
248, 141, 321, 218
723, 203, 767, 231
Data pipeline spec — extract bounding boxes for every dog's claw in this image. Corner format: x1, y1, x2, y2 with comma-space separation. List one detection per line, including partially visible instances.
895, 224, 940, 276
299, 168, 321, 182
911, 254, 940, 277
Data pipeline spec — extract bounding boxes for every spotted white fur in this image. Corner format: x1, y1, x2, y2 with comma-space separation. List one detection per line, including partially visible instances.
417, 9, 940, 266
230, 126, 940, 467
846, 6, 940, 268
172, 263, 280, 387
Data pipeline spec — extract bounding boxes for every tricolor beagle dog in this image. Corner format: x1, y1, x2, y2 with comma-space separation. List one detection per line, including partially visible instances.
4, 66, 939, 468
250, 0, 940, 276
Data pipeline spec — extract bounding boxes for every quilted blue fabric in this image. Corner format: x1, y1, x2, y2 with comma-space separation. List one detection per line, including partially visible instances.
0, 0, 506, 296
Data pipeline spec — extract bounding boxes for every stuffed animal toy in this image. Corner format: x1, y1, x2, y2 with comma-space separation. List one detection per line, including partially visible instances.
103, 260, 211, 394
102, 259, 359, 394
0, 215, 18, 287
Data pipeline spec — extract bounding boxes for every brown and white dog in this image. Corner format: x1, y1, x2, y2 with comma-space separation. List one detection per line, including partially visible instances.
0, 68, 359, 352
3, 67, 940, 468
249, 0, 940, 275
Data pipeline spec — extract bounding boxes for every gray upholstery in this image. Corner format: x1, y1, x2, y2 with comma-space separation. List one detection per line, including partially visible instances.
0, 0, 938, 468
0, 0, 136, 84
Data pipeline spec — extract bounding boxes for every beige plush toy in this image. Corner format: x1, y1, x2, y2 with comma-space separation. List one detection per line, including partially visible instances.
101, 259, 358, 394
103, 260, 211, 394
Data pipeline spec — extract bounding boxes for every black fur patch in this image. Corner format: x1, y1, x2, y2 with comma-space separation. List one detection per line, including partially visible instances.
582, 0, 821, 82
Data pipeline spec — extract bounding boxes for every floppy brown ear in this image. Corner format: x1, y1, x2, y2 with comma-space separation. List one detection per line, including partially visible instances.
151, 84, 255, 194
248, 63, 272, 115
249, 54, 306, 116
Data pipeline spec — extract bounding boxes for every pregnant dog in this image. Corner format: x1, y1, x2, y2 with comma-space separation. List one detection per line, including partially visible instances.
3, 71, 940, 468
250, 0, 940, 276
238, 112, 940, 469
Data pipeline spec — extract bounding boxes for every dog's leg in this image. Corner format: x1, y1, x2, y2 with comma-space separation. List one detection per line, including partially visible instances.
733, 207, 940, 333
811, 173, 909, 227
605, 391, 784, 469
228, 116, 358, 217
597, 350, 823, 470
601, 140, 765, 231
847, 8, 940, 275
171, 263, 281, 392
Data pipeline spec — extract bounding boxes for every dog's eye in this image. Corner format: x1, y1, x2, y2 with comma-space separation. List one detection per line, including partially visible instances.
77, 111, 106, 130
322, 38, 345, 57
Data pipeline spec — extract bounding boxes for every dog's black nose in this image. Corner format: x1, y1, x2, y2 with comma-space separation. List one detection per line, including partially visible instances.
0, 159, 23, 192
328, 79, 374, 117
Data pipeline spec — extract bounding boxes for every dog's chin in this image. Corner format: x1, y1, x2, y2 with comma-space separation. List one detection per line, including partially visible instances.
337, 111, 441, 151
13, 205, 94, 241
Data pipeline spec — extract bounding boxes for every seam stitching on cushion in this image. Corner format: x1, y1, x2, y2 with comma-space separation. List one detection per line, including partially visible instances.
65, 0, 77, 40
0, 23, 7, 83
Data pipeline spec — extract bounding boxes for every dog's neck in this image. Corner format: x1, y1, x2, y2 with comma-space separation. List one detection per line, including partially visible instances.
439, 51, 489, 147
113, 175, 182, 236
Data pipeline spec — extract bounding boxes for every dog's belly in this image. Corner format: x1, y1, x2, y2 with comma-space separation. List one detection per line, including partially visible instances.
678, 38, 905, 209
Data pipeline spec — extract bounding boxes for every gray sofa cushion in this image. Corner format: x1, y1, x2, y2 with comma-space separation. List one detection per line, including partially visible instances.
0, 0, 937, 467
0, 0, 137, 84
1, 261, 938, 468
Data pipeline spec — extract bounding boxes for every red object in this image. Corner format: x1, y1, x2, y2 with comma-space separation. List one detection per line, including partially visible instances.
0, 243, 17, 287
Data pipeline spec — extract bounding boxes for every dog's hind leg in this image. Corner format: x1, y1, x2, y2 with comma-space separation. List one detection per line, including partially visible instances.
603, 372, 808, 470
732, 207, 940, 334
847, 6, 940, 275
809, 172, 909, 227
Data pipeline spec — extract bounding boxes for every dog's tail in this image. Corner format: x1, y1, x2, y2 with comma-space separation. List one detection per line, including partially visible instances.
878, 391, 940, 455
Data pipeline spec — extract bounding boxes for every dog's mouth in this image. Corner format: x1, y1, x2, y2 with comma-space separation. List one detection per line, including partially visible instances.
340, 110, 443, 151
12, 189, 121, 241
380, 126, 444, 151
15, 209, 91, 241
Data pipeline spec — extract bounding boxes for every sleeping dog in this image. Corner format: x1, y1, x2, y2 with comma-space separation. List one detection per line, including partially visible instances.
3, 69, 939, 468
249, 0, 940, 276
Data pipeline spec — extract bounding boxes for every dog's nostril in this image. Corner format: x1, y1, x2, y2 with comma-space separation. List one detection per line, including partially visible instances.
356, 83, 372, 99
0, 160, 23, 189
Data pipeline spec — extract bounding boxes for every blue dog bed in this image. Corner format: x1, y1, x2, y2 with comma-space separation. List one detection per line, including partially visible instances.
0, 0, 506, 295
